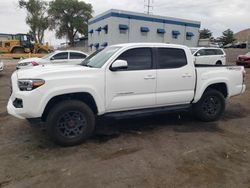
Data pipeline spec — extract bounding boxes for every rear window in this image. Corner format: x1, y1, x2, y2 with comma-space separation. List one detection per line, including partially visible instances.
157, 48, 187, 69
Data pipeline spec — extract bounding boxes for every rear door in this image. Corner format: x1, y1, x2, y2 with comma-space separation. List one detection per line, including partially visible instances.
156, 47, 196, 105
106, 47, 157, 112
69, 52, 87, 65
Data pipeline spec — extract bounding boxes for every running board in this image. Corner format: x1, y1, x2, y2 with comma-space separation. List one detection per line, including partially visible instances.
103, 104, 192, 119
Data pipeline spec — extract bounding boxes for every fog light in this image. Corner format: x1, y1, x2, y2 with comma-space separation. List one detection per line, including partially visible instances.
13, 98, 23, 108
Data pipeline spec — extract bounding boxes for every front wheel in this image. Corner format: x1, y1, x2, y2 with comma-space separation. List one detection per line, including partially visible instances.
193, 89, 225, 122
46, 100, 95, 146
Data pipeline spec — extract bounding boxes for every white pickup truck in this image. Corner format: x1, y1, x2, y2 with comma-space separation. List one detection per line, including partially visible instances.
7, 43, 246, 146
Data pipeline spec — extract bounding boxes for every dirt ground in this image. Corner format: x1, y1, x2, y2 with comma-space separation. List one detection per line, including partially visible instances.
1, 54, 250, 188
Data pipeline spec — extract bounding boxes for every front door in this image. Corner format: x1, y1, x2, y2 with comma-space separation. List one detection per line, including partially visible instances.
106, 48, 156, 112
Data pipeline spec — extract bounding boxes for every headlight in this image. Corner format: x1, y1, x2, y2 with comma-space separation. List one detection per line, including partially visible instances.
18, 79, 45, 91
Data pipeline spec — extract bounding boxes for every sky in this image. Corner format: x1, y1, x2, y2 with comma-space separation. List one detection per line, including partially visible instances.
0, 0, 249, 46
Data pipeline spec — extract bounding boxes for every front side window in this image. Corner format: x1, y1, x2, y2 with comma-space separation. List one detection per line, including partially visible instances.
70, 52, 87, 59
116, 48, 152, 71
196, 49, 206, 56
52, 52, 68, 60
157, 48, 187, 69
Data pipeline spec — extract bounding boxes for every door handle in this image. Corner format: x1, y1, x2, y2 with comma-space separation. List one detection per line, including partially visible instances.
182, 73, 192, 78
144, 75, 156, 80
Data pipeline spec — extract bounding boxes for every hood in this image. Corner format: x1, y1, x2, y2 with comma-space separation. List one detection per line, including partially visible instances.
18, 57, 45, 64
238, 55, 250, 59
16, 64, 93, 79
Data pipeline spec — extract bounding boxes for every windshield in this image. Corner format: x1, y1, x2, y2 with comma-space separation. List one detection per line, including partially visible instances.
190, 48, 199, 54
82, 47, 121, 68
81, 49, 103, 65
246, 52, 250, 56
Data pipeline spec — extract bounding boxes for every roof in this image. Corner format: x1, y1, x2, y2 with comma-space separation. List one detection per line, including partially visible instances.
111, 42, 189, 49
89, 9, 201, 28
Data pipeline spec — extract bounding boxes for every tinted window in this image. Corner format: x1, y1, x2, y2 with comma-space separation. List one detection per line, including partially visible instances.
196, 49, 206, 56
204, 49, 217, 55
215, 49, 224, 55
117, 48, 152, 70
53, 52, 68, 60
70, 52, 86, 59
157, 48, 187, 69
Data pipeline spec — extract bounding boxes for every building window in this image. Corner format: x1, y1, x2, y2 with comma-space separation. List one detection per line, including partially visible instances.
101, 42, 108, 48
186, 32, 194, 40
102, 25, 108, 34
88, 29, 94, 36
157, 28, 166, 34
96, 27, 102, 35
94, 43, 99, 50
119, 24, 129, 34
172, 30, 180, 39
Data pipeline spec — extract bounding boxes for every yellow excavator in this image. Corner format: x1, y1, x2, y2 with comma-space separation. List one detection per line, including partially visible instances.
0, 33, 50, 54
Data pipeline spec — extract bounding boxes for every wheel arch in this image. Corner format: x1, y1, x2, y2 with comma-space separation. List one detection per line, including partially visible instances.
10, 46, 25, 53
194, 82, 228, 103
41, 92, 98, 121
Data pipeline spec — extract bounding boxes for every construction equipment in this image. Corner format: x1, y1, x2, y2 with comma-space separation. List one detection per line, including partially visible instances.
0, 33, 50, 54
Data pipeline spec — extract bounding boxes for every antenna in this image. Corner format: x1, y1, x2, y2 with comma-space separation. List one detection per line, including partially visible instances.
144, 0, 153, 14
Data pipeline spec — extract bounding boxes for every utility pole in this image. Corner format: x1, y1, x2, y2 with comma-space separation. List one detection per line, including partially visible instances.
144, 0, 153, 14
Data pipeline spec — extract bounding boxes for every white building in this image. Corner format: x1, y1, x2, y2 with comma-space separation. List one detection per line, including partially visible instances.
88, 9, 201, 50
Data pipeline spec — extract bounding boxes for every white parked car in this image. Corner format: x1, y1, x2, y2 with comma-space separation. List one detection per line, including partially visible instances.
190, 47, 226, 65
8, 43, 246, 146
17, 50, 88, 69
0, 61, 3, 72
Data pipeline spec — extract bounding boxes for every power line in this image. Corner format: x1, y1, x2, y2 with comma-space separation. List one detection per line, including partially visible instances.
144, 0, 154, 14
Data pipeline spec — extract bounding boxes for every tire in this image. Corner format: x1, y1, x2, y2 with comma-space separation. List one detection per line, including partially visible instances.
193, 89, 225, 122
12, 47, 25, 54
216, 61, 222, 65
46, 100, 95, 146
37, 48, 48, 54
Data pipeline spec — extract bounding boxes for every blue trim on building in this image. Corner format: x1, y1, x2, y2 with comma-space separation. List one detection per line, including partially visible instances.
141, 27, 149, 32
157, 29, 166, 34
119, 24, 129, 30
89, 44, 93, 47
186, 32, 194, 36
89, 11, 200, 28
172, 30, 180, 35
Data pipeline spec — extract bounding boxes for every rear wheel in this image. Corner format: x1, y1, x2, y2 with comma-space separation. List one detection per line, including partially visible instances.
216, 61, 222, 65
193, 89, 225, 122
46, 100, 95, 146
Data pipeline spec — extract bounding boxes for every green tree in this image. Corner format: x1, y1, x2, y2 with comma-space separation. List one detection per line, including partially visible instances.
199, 28, 212, 39
221, 29, 236, 46
19, 0, 49, 43
48, 0, 93, 46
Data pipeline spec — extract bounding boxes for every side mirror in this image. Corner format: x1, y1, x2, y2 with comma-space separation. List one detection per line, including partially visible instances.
50, 56, 55, 61
196, 53, 201, 57
110, 60, 128, 71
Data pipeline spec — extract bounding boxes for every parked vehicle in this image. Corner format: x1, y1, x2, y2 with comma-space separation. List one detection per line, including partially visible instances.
190, 47, 226, 65
8, 43, 246, 146
236, 52, 250, 67
17, 50, 88, 69
0, 62, 3, 72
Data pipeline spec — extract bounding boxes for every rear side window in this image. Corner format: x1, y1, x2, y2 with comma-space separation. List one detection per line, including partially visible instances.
70, 52, 87, 59
53, 52, 68, 60
204, 49, 216, 55
117, 48, 152, 70
157, 48, 187, 69
215, 49, 224, 55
